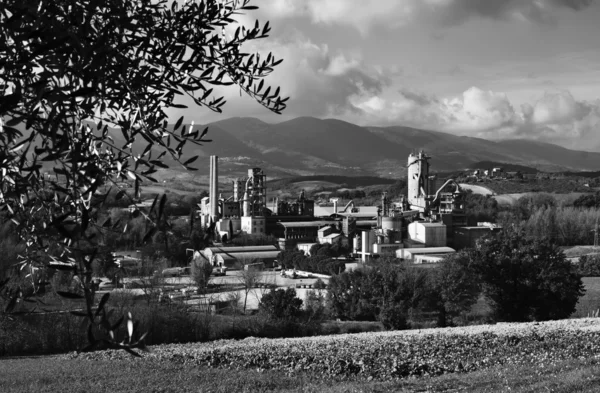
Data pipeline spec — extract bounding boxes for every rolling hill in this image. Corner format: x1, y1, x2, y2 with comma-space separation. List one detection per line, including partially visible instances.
194, 116, 600, 178
16, 116, 600, 179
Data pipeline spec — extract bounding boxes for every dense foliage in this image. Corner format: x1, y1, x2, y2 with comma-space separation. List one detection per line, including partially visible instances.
327, 263, 430, 329
573, 192, 600, 209
473, 230, 584, 322
0, 0, 286, 353
576, 255, 600, 277
328, 229, 584, 327
277, 244, 347, 275
429, 251, 481, 327
463, 191, 499, 224
259, 288, 303, 320
191, 255, 212, 294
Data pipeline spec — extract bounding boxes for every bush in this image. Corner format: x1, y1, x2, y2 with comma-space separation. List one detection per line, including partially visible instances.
327, 264, 426, 327
430, 251, 481, 327
260, 288, 303, 321
576, 255, 600, 277
191, 255, 213, 294
313, 278, 327, 289
472, 229, 584, 322
379, 303, 409, 330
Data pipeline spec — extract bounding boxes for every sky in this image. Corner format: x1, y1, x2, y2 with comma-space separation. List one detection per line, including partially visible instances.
177, 0, 600, 152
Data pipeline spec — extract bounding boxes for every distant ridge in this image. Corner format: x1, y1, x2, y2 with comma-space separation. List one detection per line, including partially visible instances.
29, 116, 600, 178
468, 161, 539, 174
185, 117, 600, 177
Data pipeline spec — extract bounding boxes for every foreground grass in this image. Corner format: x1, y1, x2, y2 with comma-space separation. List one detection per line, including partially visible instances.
2, 355, 600, 392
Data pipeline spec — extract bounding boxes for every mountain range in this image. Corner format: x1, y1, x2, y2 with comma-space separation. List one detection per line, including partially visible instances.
19, 116, 600, 180
172, 116, 600, 179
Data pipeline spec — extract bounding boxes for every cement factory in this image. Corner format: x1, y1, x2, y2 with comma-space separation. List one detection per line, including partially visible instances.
198, 151, 500, 267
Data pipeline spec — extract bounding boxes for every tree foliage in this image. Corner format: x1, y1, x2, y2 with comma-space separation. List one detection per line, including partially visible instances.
576, 254, 600, 277
277, 246, 346, 275
429, 251, 481, 327
472, 229, 584, 322
191, 254, 212, 294
0, 0, 287, 354
463, 191, 499, 224
327, 264, 428, 329
260, 287, 303, 321
573, 192, 600, 209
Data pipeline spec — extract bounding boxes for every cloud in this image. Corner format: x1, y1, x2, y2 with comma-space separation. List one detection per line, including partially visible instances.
174, 31, 393, 123
527, 90, 589, 124
256, 0, 594, 33
345, 87, 600, 151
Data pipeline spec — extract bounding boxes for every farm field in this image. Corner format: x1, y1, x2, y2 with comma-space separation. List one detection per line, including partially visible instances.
4, 319, 600, 392
459, 183, 494, 196
493, 192, 591, 206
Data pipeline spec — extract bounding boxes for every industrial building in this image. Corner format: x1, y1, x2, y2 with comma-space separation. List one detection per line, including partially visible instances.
197, 152, 500, 267
195, 245, 280, 269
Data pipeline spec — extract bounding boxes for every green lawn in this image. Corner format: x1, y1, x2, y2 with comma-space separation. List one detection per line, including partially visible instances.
2, 355, 600, 392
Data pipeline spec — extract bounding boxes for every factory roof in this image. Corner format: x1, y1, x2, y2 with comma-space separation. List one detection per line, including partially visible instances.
277, 221, 331, 228
313, 206, 378, 217
339, 212, 378, 219
400, 247, 455, 254
317, 225, 334, 232
410, 221, 446, 227
321, 233, 343, 239
202, 245, 279, 254
215, 250, 281, 262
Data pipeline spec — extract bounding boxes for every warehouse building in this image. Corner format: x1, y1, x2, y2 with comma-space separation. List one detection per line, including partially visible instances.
395, 247, 455, 262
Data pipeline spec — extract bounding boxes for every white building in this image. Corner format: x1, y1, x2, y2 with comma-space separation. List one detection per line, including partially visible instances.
396, 247, 455, 262
407, 222, 446, 247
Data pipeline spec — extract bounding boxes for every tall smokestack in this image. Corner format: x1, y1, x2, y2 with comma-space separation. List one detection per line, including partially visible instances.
209, 155, 219, 221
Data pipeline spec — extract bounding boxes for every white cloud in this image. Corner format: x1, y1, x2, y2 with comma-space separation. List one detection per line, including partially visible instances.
174, 31, 392, 123
321, 54, 361, 76
442, 87, 519, 131
528, 90, 588, 124
343, 86, 600, 151
256, 0, 594, 33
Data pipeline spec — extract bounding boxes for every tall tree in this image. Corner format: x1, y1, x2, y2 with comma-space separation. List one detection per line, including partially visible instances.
472, 229, 584, 322
430, 251, 481, 327
0, 0, 287, 353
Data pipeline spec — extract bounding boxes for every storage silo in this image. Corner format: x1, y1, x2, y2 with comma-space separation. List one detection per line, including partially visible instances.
407, 151, 430, 211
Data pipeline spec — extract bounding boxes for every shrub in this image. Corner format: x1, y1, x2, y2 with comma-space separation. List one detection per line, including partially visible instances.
576, 255, 600, 277
260, 288, 303, 321
191, 255, 213, 294
473, 229, 584, 322
313, 278, 327, 289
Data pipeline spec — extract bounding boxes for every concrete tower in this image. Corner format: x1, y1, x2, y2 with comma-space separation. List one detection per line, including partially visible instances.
407, 151, 430, 212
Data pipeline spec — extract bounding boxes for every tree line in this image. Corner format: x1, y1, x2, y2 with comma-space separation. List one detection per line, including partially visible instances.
327, 229, 584, 328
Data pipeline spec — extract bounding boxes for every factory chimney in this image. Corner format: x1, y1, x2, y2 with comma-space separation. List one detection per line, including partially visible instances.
209, 155, 219, 221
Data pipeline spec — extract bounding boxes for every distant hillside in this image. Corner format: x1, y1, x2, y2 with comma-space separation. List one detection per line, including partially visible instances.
269, 175, 397, 189
468, 161, 539, 174
201, 117, 600, 178
563, 171, 600, 178
17, 116, 600, 179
